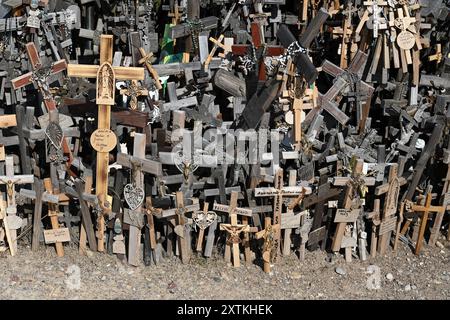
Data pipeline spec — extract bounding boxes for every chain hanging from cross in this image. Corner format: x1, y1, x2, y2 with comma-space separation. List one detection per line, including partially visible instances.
186, 18, 205, 54
276, 40, 307, 70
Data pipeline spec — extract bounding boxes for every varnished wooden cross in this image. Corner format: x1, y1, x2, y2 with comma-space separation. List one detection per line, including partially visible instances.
256, 216, 280, 273
205, 34, 225, 68
214, 191, 254, 267
138, 47, 162, 90
120, 80, 148, 110
402, 192, 445, 255
11, 43, 73, 167
67, 34, 144, 252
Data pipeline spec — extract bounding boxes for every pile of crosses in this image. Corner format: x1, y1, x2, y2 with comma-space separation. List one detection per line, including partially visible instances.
0, 0, 448, 272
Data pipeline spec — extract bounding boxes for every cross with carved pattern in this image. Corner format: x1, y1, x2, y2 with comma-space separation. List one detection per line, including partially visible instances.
232, 22, 284, 81
256, 216, 280, 273
120, 80, 148, 110
138, 47, 162, 90
11, 43, 74, 167
214, 191, 254, 268
67, 34, 144, 252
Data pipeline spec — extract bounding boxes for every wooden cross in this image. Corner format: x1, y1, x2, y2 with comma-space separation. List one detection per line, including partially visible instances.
331, 158, 366, 260
0, 192, 14, 256
256, 216, 280, 273
232, 21, 284, 82
117, 133, 162, 266
214, 191, 254, 267
277, 8, 330, 85
374, 162, 407, 255
254, 169, 312, 262
0, 156, 33, 254
205, 34, 225, 68
11, 43, 73, 166
138, 47, 162, 90
19, 178, 59, 252
67, 34, 145, 252
158, 192, 200, 263
119, 80, 148, 110
143, 196, 163, 264
403, 192, 445, 255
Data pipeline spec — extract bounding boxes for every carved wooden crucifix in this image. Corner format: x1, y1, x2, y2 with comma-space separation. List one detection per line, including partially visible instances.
254, 169, 312, 262
214, 191, 254, 268
256, 216, 280, 273
138, 47, 162, 90
119, 80, 148, 110
67, 34, 145, 252
0, 156, 33, 255
11, 43, 73, 167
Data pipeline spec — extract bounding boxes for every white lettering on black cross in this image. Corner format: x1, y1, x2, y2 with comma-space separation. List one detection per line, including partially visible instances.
254, 169, 312, 262
0, 156, 33, 255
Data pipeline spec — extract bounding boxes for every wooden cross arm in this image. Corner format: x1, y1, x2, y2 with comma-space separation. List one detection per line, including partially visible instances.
116, 153, 162, 176
67, 64, 144, 81
0, 115, 17, 128
219, 223, 250, 232
12, 59, 67, 90
410, 205, 445, 214
19, 189, 59, 204
0, 175, 34, 184
374, 177, 407, 195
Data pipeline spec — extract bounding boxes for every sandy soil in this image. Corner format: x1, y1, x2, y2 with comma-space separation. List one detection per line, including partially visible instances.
0, 237, 449, 300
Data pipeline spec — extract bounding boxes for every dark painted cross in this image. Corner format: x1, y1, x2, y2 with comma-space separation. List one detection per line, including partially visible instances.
232, 21, 284, 83
11, 43, 73, 167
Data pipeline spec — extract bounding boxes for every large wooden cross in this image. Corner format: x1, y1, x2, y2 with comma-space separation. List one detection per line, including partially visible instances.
11, 43, 73, 166
67, 34, 145, 252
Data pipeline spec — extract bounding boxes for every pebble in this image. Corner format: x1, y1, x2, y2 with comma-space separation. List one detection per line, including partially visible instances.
386, 273, 394, 281
291, 272, 301, 280
405, 284, 411, 291
101, 276, 106, 281
411, 285, 417, 290
213, 276, 221, 283
86, 250, 94, 258
436, 241, 445, 249
335, 267, 346, 276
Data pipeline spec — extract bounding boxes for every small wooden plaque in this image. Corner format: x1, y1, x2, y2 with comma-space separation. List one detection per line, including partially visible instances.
44, 228, 71, 244
90, 129, 117, 153
334, 208, 360, 223
379, 216, 397, 235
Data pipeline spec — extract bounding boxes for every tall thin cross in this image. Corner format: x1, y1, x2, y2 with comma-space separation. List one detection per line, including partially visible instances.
67, 34, 145, 252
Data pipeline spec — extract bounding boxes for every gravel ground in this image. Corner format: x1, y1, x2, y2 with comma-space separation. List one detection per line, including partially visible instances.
0, 238, 449, 300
